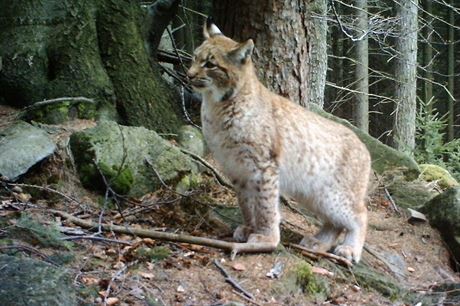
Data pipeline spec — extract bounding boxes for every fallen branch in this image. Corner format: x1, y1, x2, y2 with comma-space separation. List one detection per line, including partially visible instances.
50, 209, 276, 258
213, 259, 254, 300
290, 243, 353, 268
6, 182, 82, 206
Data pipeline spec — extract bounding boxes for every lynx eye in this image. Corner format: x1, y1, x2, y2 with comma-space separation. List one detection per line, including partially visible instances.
203, 61, 217, 69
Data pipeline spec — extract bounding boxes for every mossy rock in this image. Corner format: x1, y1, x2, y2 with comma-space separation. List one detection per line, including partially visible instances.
70, 121, 198, 197
177, 125, 206, 157
310, 105, 420, 177
385, 173, 437, 209
0, 254, 78, 306
22, 100, 118, 124
420, 187, 460, 265
419, 164, 459, 189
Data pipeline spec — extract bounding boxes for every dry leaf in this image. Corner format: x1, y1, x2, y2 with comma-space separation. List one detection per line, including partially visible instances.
232, 262, 246, 271
407, 267, 415, 272
311, 266, 334, 277
81, 276, 100, 285
139, 271, 155, 279
106, 297, 120, 305
113, 261, 125, 270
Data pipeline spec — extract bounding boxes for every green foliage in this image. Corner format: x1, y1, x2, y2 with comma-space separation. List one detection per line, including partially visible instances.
415, 101, 460, 181
9, 214, 72, 249
135, 246, 171, 262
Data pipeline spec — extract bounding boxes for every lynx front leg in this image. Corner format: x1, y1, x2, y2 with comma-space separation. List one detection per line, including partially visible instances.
233, 185, 256, 242
246, 166, 281, 248
334, 205, 367, 263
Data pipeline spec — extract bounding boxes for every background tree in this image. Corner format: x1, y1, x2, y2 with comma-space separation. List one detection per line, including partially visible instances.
354, 0, 369, 132
0, 0, 184, 133
213, 0, 327, 108
392, 0, 418, 152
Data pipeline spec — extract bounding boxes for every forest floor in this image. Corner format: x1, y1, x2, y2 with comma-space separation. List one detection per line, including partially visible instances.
1, 110, 459, 306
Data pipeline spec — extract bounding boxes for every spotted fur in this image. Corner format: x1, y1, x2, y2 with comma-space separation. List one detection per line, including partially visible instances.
187, 21, 371, 263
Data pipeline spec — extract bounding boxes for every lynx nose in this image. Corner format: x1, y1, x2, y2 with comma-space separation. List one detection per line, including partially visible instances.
187, 67, 197, 79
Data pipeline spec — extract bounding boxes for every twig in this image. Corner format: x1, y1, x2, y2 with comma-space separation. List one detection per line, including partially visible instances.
144, 158, 191, 197
232, 290, 262, 306
6, 183, 81, 205
50, 209, 277, 258
213, 259, 255, 300
178, 148, 233, 189
290, 243, 353, 268
61, 235, 132, 245
103, 260, 137, 306
384, 187, 400, 214
0, 244, 57, 265
21, 96, 95, 114
180, 85, 201, 129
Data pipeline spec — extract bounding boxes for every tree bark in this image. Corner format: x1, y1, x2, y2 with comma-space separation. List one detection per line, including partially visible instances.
213, 0, 327, 108
392, 0, 418, 153
354, 0, 369, 132
0, 0, 183, 133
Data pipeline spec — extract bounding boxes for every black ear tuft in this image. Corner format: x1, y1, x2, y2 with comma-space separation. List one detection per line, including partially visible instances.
206, 16, 215, 27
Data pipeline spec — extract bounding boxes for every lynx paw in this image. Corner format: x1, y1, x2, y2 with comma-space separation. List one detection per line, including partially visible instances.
233, 225, 253, 242
334, 244, 361, 263
299, 236, 331, 253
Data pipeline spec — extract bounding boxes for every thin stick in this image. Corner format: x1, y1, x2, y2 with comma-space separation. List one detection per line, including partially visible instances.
22, 97, 95, 113
50, 209, 276, 257
384, 187, 400, 214
213, 259, 255, 300
290, 243, 353, 268
6, 183, 81, 205
61, 235, 132, 245
0, 244, 57, 265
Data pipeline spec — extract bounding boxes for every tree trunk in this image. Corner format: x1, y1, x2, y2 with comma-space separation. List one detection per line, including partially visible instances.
447, 0, 455, 141
354, 0, 369, 132
0, 0, 183, 133
423, 0, 434, 111
213, 0, 327, 108
392, 0, 418, 153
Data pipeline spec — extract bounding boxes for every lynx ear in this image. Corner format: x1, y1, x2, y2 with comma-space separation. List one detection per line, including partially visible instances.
203, 16, 222, 39
229, 39, 254, 64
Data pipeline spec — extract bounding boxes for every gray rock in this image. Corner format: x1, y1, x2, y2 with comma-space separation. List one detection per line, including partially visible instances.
0, 254, 78, 306
70, 121, 198, 197
0, 121, 56, 181
420, 187, 460, 265
177, 125, 205, 157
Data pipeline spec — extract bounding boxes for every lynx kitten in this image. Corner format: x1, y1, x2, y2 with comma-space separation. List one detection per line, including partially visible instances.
187, 20, 371, 263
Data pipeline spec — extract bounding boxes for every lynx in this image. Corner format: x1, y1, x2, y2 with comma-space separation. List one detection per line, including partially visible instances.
187, 19, 371, 263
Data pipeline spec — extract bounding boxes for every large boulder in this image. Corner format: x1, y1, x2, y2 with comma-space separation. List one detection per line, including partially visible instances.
310, 105, 420, 176
0, 254, 78, 306
0, 121, 56, 181
70, 121, 198, 197
420, 187, 460, 265
419, 164, 459, 189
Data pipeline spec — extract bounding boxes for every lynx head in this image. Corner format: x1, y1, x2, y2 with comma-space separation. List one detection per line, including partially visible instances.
187, 18, 254, 102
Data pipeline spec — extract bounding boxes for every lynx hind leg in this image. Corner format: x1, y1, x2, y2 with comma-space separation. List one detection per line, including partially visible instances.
333, 205, 367, 263
300, 223, 341, 253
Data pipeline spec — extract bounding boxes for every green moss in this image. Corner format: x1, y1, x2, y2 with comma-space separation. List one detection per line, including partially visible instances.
295, 261, 320, 295
8, 214, 72, 250
175, 173, 203, 194
135, 246, 171, 262
98, 162, 134, 195
419, 164, 459, 189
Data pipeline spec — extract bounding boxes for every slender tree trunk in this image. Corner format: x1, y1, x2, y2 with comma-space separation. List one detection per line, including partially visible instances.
392, 0, 418, 153
354, 0, 369, 132
447, 0, 455, 141
423, 0, 434, 111
213, 0, 327, 108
